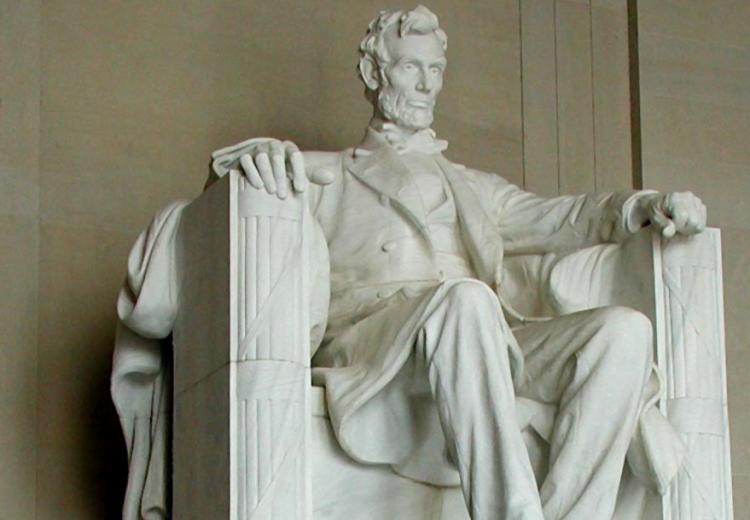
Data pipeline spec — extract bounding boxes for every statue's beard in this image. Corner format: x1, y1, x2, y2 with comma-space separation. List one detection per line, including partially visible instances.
377, 86, 434, 131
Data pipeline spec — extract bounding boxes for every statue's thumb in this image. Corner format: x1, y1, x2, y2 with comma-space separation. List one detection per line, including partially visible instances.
308, 167, 336, 185
651, 210, 676, 238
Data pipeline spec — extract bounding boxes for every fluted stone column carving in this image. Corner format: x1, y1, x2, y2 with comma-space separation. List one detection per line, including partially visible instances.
173, 172, 311, 519
653, 230, 733, 520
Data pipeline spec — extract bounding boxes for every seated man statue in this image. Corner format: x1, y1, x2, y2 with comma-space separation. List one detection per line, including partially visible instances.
114, 5, 707, 520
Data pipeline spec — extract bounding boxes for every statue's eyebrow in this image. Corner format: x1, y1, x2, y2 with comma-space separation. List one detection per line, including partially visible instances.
392, 55, 446, 70
396, 56, 420, 65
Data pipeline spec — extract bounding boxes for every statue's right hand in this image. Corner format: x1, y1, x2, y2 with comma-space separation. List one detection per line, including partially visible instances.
238, 139, 335, 199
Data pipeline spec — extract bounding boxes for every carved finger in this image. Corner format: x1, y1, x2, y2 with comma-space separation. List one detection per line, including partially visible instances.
662, 220, 677, 238
687, 203, 707, 233
282, 141, 307, 192
290, 151, 308, 192
671, 208, 689, 230
252, 142, 270, 158
255, 153, 277, 194
651, 210, 676, 239
240, 154, 264, 189
684, 214, 702, 234
697, 219, 706, 233
270, 141, 288, 199
284, 140, 300, 156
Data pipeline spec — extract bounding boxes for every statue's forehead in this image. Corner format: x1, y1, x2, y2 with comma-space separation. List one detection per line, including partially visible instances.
384, 29, 446, 63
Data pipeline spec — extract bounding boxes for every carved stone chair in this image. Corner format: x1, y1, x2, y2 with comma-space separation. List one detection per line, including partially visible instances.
172, 172, 733, 519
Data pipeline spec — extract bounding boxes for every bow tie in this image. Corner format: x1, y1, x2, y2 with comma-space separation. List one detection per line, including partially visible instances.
354, 124, 449, 158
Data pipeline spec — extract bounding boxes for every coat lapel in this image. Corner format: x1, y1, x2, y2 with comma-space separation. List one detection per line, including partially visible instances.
345, 149, 506, 288
436, 156, 528, 384
435, 156, 504, 287
344, 147, 429, 233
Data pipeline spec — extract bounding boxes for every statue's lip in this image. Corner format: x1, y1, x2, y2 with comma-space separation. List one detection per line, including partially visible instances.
407, 100, 433, 108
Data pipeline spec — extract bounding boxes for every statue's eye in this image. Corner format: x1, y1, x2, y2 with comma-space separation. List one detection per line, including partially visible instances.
430, 66, 442, 75
403, 62, 416, 72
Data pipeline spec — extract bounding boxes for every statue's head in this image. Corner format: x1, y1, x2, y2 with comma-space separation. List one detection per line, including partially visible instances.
358, 6, 448, 131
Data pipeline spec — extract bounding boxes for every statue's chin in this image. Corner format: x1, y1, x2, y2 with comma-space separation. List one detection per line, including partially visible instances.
378, 91, 435, 131
382, 109, 434, 131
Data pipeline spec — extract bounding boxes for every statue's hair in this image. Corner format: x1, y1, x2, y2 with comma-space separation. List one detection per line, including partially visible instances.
358, 5, 447, 89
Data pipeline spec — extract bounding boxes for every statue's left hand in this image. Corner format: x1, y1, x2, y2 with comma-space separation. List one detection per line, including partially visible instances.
641, 191, 707, 238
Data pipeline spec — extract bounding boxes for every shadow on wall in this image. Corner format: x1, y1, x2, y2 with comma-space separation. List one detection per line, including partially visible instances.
37, 243, 132, 517
86, 357, 128, 517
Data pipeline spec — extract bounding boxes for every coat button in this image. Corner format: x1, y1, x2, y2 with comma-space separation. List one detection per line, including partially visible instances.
381, 241, 397, 252
402, 286, 423, 298
379, 194, 390, 206
377, 288, 395, 299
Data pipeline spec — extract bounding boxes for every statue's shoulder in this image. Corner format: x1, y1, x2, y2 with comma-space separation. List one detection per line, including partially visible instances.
303, 150, 346, 168
302, 150, 350, 182
444, 159, 514, 190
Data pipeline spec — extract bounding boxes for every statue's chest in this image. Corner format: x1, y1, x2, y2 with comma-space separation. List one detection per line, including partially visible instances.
399, 158, 447, 214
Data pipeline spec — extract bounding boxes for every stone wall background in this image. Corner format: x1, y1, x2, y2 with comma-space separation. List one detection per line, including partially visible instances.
0, 1, 746, 517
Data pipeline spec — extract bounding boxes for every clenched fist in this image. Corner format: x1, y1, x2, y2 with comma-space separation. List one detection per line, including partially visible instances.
637, 191, 707, 238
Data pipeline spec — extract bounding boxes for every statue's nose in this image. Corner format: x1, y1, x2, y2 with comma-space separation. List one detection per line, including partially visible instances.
416, 72, 435, 94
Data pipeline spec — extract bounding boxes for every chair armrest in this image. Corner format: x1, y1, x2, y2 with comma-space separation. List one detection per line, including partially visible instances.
502, 230, 656, 319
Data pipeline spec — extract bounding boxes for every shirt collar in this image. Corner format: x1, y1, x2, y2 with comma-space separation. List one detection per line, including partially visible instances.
354, 122, 449, 158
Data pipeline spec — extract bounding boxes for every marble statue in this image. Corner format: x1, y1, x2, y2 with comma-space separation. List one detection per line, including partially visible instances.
112, 6, 723, 520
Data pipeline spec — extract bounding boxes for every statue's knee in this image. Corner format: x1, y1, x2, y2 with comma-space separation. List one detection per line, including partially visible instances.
596, 306, 652, 339
444, 280, 497, 312
594, 306, 653, 370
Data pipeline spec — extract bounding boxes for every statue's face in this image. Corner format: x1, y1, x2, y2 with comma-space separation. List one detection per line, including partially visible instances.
377, 30, 446, 131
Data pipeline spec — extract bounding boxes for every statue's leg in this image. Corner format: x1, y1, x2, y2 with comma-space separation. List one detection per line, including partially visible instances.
513, 306, 653, 520
416, 279, 544, 520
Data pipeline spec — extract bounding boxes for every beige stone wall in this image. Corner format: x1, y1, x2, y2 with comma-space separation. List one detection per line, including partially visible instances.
0, 1, 40, 518
520, 0, 633, 196
637, 0, 750, 511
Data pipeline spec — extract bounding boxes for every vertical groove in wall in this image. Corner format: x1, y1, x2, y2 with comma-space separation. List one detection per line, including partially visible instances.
588, 0, 597, 192
519, 0, 560, 197
627, 0, 643, 189
33, 0, 42, 516
553, 0, 561, 195
555, 0, 596, 194
518, 0, 526, 188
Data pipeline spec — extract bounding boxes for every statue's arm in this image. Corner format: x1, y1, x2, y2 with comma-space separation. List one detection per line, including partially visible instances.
112, 199, 188, 520
496, 183, 647, 254
477, 171, 705, 255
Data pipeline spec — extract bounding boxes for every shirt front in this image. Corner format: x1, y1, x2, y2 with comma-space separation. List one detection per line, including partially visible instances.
397, 152, 476, 281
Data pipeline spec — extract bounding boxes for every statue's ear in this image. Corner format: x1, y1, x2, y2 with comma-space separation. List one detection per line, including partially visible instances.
359, 56, 380, 91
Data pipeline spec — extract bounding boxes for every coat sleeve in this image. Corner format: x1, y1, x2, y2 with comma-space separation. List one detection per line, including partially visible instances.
478, 172, 657, 256
112, 200, 188, 520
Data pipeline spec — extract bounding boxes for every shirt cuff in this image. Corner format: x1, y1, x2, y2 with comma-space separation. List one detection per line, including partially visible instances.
621, 190, 660, 234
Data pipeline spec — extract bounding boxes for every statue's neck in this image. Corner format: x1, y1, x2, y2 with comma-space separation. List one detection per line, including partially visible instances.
368, 115, 420, 140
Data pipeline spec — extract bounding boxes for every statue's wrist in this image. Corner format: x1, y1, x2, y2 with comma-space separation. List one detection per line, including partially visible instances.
625, 191, 661, 233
